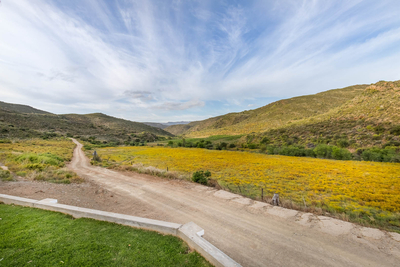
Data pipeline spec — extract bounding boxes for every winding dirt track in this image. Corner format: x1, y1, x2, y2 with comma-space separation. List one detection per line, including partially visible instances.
68, 139, 400, 267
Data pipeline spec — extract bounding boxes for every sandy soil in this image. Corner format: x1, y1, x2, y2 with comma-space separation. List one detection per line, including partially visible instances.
1, 139, 399, 267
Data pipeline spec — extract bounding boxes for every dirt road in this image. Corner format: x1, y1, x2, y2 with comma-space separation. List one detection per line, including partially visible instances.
3, 139, 399, 266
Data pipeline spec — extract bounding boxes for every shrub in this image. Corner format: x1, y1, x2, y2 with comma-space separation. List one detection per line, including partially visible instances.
336, 139, 350, 148
390, 125, 400, 136
192, 170, 211, 185
229, 143, 236, 148
0, 170, 12, 181
361, 149, 382, 162
248, 143, 258, 149
314, 144, 333, 158
332, 147, 352, 160
220, 142, 228, 149
197, 142, 205, 148
374, 125, 386, 134
261, 137, 270, 144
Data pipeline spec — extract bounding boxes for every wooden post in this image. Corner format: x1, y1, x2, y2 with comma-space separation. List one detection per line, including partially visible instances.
272, 193, 280, 206
261, 188, 264, 201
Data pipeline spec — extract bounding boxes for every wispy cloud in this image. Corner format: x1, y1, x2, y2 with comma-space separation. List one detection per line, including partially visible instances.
0, 0, 400, 122
153, 100, 205, 111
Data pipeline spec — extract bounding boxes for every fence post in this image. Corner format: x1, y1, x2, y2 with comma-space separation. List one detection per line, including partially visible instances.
261, 188, 263, 201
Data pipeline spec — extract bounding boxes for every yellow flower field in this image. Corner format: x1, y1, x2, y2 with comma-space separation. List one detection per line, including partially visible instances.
96, 146, 400, 218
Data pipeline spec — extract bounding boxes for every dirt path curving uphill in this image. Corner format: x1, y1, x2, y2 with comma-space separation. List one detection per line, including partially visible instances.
2, 139, 399, 266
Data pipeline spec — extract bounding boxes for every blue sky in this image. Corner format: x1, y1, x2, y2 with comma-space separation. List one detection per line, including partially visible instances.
1, 0, 400, 122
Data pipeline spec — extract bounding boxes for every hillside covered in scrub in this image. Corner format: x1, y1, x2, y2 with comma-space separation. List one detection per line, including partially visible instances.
251, 81, 400, 149
0, 103, 173, 143
165, 84, 368, 136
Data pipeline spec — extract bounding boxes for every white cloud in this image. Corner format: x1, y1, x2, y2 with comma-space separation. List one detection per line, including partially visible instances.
0, 0, 400, 121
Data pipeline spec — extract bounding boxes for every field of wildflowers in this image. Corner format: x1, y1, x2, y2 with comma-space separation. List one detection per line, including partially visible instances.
94, 146, 400, 231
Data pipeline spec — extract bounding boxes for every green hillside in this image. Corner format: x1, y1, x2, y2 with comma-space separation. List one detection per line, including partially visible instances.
165, 84, 368, 137
253, 80, 400, 149
0, 104, 173, 142
0, 101, 52, 115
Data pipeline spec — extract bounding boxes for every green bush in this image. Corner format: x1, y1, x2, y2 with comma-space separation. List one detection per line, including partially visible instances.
314, 144, 333, 158
0, 170, 12, 181
15, 153, 64, 167
261, 137, 270, 144
25, 163, 45, 171
248, 143, 258, 149
336, 139, 350, 148
332, 147, 352, 160
192, 170, 211, 185
390, 125, 400, 136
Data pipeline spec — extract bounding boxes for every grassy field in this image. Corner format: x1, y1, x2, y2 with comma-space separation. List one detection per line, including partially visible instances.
0, 204, 212, 267
92, 146, 400, 232
0, 138, 82, 183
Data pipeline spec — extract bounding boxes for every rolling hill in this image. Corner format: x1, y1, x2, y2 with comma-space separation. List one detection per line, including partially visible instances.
0, 102, 173, 141
0, 101, 52, 115
165, 84, 368, 137
252, 80, 400, 149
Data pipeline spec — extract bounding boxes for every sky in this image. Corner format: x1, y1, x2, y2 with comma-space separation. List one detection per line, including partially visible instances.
1, 0, 400, 123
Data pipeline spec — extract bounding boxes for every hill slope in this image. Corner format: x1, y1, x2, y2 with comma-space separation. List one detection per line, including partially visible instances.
253, 80, 400, 149
165, 84, 368, 137
0, 101, 52, 115
143, 121, 191, 130
0, 103, 173, 141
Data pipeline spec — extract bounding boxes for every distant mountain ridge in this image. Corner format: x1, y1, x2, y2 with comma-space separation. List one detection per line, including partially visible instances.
142, 121, 191, 129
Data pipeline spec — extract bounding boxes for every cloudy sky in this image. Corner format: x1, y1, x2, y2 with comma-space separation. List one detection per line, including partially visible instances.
1, 0, 400, 122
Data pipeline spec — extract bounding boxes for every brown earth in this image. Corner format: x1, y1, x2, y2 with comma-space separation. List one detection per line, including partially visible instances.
1, 139, 399, 267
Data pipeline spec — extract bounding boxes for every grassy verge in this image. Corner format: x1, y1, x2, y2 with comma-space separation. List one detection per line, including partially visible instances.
88, 146, 400, 233
0, 204, 212, 267
0, 138, 82, 183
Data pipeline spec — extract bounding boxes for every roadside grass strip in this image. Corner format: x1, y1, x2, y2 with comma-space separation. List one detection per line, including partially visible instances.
0, 204, 212, 267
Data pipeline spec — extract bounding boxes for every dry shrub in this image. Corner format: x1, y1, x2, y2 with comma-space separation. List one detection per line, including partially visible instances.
207, 179, 222, 189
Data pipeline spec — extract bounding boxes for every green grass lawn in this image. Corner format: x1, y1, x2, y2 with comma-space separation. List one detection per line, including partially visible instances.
0, 204, 212, 267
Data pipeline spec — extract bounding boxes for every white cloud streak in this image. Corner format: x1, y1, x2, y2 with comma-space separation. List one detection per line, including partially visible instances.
0, 0, 400, 122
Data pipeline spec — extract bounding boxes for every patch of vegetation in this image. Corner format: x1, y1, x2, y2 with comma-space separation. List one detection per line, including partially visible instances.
0, 169, 13, 181
0, 204, 212, 266
0, 138, 83, 183
192, 170, 211, 185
